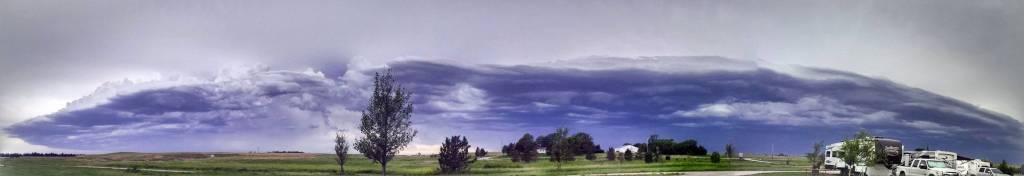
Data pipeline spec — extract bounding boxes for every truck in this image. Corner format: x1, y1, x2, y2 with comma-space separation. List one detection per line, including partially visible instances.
823, 137, 904, 176
896, 158, 961, 176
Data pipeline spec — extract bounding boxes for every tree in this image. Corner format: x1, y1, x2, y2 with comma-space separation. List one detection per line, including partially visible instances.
438, 136, 473, 174
997, 160, 1011, 175
725, 143, 735, 158
536, 134, 553, 156
644, 135, 660, 163
354, 70, 418, 176
505, 142, 521, 162
840, 130, 873, 176
334, 133, 349, 176
515, 133, 539, 162
806, 141, 825, 176
696, 146, 708, 156
710, 152, 721, 163
606, 147, 616, 161
549, 128, 574, 169
572, 132, 597, 161
475, 147, 488, 158
624, 149, 634, 161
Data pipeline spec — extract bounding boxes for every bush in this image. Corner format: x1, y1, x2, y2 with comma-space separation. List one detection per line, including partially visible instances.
710, 152, 721, 163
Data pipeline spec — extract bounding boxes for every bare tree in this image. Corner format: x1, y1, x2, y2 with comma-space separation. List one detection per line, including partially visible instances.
334, 133, 349, 176
806, 141, 824, 176
354, 70, 418, 176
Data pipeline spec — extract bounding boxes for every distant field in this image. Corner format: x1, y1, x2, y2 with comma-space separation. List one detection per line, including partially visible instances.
0, 153, 810, 175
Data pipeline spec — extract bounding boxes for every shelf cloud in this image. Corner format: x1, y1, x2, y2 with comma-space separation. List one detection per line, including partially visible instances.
6, 57, 1022, 161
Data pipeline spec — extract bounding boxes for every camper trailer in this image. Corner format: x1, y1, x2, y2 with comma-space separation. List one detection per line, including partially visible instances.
824, 137, 904, 176
825, 142, 847, 170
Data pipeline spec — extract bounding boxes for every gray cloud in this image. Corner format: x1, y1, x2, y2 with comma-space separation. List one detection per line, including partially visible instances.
7, 57, 1022, 162
2, 0, 1023, 161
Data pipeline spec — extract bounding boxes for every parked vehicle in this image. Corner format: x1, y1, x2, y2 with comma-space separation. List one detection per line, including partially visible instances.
966, 167, 1010, 176
825, 142, 847, 170
896, 158, 960, 176
823, 137, 904, 176
957, 159, 991, 176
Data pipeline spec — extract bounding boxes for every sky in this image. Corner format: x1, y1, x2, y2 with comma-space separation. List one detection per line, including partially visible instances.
1, 0, 1023, 162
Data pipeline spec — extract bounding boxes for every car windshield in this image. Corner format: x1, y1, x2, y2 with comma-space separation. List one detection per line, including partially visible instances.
926, 161, 950, 168
992, 169, 1004, 174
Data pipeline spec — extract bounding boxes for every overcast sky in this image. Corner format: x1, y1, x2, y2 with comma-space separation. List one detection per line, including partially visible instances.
1, 0, 1023, 161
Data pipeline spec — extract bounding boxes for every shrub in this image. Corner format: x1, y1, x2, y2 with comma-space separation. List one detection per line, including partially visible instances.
710, 152, 721, 163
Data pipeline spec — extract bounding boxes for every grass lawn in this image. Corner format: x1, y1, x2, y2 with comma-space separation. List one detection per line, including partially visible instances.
0, 153, 810, 175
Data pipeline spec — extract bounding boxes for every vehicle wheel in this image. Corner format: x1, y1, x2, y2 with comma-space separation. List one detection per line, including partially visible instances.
899, 172, 905, 176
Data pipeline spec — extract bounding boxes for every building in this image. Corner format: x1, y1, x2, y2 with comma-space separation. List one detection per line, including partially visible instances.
615, 145, 638, 153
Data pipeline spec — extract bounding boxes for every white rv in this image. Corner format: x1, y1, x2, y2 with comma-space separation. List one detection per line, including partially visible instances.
957, 159, 991, 176
825, 142, 848, 170
823, 137, 904, 176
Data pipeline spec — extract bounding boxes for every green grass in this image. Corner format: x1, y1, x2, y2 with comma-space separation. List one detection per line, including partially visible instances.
0, 154, 811, 176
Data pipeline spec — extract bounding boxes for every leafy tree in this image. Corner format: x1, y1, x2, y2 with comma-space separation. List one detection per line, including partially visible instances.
572, 132, 597, 161
606, 147, 615, 161
624, 149, 634, 161
515, 133, 539, 162
710, 152, 721, 163
549, 128, 574, 169
806, 141, 825, 176
725, 143, 735, 158
334, 133, 349, 176
438, 136, 473, 174
354, 70, 418, 176
475, 147, 487, 158
501, 144, 510, 155
536, 134, 553, 156
840, 130, 873, 176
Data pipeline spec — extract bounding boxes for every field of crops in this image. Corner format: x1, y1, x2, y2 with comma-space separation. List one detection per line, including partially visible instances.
0, 153, 810, 176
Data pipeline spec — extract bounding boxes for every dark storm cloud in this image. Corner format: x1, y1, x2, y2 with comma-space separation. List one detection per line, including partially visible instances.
6, 57, 1024, 161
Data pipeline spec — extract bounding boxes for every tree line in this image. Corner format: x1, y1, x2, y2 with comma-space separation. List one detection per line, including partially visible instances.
330, 70, 730, 175
0, 152, 78, 158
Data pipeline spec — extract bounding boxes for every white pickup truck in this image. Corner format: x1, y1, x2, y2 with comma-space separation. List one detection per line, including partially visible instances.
896, 158, 960, 176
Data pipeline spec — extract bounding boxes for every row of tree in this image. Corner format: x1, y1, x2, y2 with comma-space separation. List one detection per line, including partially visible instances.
0, 152, 78, 158
499, 128, 605, 169
331, 70, 732, 175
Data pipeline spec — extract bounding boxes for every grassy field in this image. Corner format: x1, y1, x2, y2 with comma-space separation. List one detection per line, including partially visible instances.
0, 153, 810, 175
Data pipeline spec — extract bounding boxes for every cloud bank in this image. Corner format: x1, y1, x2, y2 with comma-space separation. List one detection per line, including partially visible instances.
6, 57, 1023, 162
